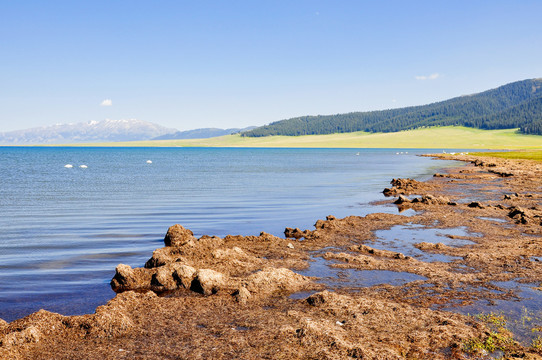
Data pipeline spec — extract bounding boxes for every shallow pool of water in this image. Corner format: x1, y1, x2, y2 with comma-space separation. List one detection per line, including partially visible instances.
444, 280, 542, 345
298, 254, 426, 289
477, 216, 508, 223
370, 224, 475, 262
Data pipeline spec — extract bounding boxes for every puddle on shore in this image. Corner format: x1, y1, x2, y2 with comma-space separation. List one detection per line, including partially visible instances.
296, 255, 426, 291
289, 290, 319, 300
445, 180, 505, 203
370, 224, 475, 262
476, 216, 508, 223
443, 280, 542, 345
353, 202, 419, 217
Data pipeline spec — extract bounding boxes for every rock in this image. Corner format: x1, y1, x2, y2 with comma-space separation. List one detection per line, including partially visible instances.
489, 169, 514, 177
411, 194, 450, 205
382, 187, 396, 196
472, 160, 496, 167
163, 224, 196, 247
244, 268, 313, 296
145, 247, 178, 268
112, 262, 197, 293
150, 264, 179, 292
468, 201, 485, 209
172, 264, 197, 288
0, 318, 7, 329
111, 264, 154, 293
508, 206, 528, 224
146, 235, 224, 269
284, 227, 310, 239
383, 178, 424, 196
190, 269, 227, 295
258, 232, 282, 242
314, 219, 336, 230
306, 290, 335, 306
394, 194, 411, 204
284, 227, 296, 238
349, 244, 407, 260
390, 178, 420, 189
415, 242, 449, 251
233, 286, 251, 304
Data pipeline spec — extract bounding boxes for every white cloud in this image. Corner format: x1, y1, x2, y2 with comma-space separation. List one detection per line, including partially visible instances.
415, 73, 440, 81
100, 99, 113, 106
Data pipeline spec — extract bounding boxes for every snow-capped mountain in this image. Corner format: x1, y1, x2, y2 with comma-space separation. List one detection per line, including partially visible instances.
0, 119, 178, 144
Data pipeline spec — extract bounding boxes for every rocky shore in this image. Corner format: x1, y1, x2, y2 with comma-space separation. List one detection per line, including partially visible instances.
2, 153, 542, 359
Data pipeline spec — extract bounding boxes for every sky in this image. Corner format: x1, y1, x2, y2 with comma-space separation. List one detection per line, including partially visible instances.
1, 1, 542, 132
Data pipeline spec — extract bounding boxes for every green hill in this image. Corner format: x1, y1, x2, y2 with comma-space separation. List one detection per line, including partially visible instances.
242, 78, 542, 137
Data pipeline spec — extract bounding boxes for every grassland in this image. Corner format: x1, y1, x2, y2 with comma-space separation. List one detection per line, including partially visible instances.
57, 126, 542, 149
470, 150, 542, 161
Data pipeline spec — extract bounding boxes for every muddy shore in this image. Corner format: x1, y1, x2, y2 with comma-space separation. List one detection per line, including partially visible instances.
2, 154, 542, 359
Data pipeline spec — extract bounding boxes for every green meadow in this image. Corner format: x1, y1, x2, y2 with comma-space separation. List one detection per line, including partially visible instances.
58, 126, 542, 149
470, 150, 542, 161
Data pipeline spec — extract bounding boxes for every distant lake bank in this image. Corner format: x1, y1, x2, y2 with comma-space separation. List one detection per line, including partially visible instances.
38, 127, 542, 149
0, 147, 460, 322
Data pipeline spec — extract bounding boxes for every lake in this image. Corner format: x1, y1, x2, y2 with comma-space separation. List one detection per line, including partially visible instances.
0, 147, 458, 321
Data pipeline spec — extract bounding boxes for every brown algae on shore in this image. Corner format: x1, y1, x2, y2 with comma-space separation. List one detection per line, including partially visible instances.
3, 154, 542, 358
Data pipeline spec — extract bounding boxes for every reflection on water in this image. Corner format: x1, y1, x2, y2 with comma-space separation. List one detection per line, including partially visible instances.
371, 224, 476, 262
444, 280, 542, 345
297, 254, 426, 289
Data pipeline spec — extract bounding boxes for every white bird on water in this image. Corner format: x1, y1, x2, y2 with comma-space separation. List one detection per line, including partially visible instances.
80, 165, 88, 168
64, 164, 73, 168
146, 160, 152, 164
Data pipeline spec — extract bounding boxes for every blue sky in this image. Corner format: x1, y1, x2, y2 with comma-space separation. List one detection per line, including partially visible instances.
1, 1, 541, 132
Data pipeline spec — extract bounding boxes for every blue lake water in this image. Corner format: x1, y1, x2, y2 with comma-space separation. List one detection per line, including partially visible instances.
0, 147, 459, 322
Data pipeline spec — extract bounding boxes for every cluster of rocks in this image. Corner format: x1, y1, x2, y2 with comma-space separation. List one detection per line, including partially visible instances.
394, 193, 455, 206
382, 178, 424, 196
389, 170, 542, 227
284, 227, 311, 239
111, 224, 317, 302
508, 206, 542, 225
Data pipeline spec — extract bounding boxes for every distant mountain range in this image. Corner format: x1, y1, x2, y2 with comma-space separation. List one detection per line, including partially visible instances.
0, 119, 175, 144
241, 78, 542, 137
0, 120, 254, 145
153, 126, 257, 140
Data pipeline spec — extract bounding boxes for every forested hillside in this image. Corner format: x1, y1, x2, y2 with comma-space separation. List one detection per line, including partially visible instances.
242, 78, 542, 137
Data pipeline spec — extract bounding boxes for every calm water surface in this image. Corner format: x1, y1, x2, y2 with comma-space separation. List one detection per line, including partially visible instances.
0, 147, 457, 321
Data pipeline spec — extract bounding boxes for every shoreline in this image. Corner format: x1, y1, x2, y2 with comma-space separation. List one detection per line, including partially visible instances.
4, 126, 542, 149
3, 154, 542, 359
